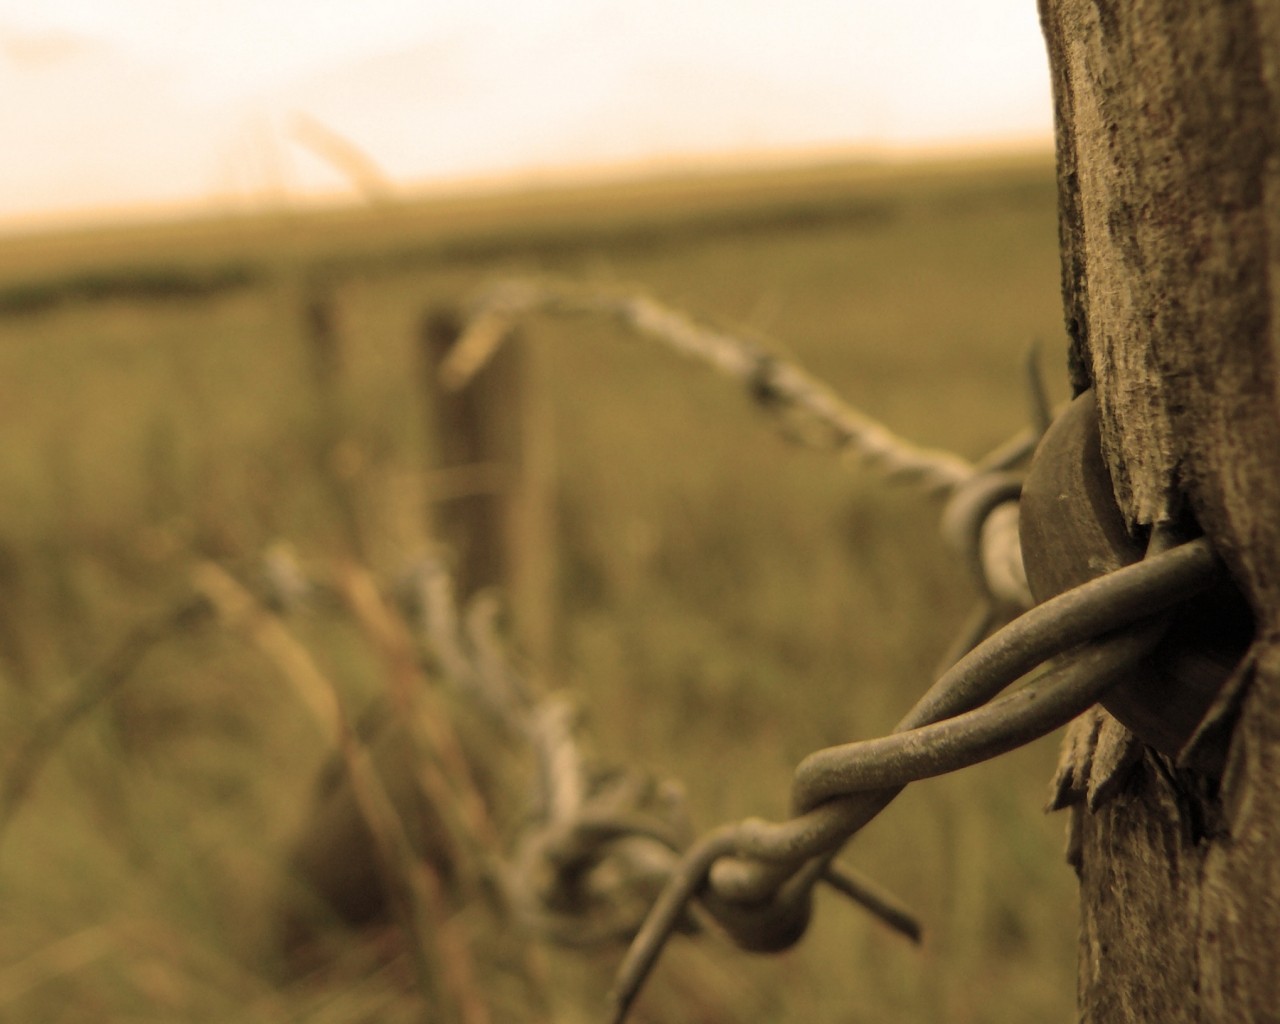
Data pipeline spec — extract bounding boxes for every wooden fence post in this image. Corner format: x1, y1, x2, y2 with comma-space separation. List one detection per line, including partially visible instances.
419, 307, 555, 667
1037, 2, 1280, 1019
302, 283, 366, 560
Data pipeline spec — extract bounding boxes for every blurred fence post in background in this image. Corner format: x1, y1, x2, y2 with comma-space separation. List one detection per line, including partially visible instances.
303, 282, 368, 560
419, 307, 555, 667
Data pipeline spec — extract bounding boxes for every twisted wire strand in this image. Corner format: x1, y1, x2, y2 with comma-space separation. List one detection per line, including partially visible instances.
706, 534, 1218, 903
452, 279, 1038, 637
442, 282, 1214, 1022
940, 470, 1030, 610
456, 278, 976, 496
456, 279, 1038, 618
392, 554, 702, 947
608, 536, 1223, 1022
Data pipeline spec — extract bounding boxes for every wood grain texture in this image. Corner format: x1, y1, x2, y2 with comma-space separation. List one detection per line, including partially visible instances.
1038, 1, 1280, 1019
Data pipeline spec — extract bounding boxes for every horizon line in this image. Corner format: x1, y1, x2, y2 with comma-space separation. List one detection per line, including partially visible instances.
0, 133, 1055, 240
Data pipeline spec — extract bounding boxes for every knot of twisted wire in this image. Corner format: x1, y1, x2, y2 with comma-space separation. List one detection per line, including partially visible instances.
607, 530, 1222, 1022
437, 280, 1227, 1022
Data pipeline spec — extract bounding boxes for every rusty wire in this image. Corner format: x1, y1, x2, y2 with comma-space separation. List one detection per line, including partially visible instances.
9, 271, 1210, 1021
439, 278, 1217, 1021
454, 278, 977, 495
452, 277, 1038, 633
390, 554, 700, 947
607, 533, 1223, 1022
0, 540, 695, 966
390, 555, 932, 955
940, 469, 1030, 611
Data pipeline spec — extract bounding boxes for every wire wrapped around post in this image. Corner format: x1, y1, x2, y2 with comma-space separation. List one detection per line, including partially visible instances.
607, 534, 1223, 1023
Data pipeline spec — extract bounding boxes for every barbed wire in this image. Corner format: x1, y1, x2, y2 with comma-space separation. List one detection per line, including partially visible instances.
430, 285, 1236, 1020
2, 496, 1225, 1022
0, 545, 706, 965
399, 556, 700, 946
437, 277, 1163, 1018
452, 278, 979, 495
608, 531, 1223, 1021
451, 276, 1037, 621
7, 272, 1228, 1022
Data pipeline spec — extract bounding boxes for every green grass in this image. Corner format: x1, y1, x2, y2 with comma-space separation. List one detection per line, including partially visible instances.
0, 151, 1079, 1022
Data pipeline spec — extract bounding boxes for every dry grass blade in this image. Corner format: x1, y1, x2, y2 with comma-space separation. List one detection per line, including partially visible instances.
0, 596, 211, 847
336, 564, 501, 888
191, 562, 491, 1024
0, 926, 114, 1006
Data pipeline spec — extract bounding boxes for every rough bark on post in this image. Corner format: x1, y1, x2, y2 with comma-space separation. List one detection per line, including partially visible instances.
1038, 2, 1280, 1020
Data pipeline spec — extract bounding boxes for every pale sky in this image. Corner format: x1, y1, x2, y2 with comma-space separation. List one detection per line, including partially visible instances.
0, 1, 1053, 229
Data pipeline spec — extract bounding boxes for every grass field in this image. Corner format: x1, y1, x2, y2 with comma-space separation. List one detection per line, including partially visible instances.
0, 151, 1080, 1023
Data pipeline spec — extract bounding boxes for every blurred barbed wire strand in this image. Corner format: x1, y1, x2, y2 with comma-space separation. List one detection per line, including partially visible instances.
449, 278, 980, 496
